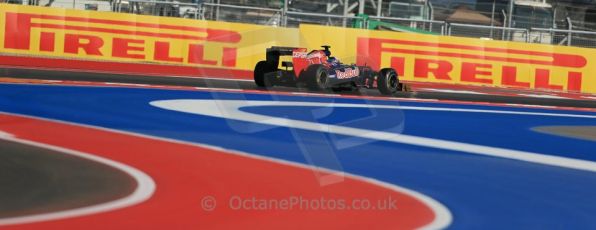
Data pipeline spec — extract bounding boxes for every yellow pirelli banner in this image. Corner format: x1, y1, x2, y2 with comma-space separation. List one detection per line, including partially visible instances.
299, 25, 595, 93
1, 4, 595, 93
0, 4, 299, 78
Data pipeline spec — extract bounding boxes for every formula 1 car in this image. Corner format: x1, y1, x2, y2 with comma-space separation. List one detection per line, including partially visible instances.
253, 46, 402, 95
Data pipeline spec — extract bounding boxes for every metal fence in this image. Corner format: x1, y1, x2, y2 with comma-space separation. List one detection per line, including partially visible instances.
369, 16, 447, 34
13, 0, 596, 49
448, 23, 529, 42
285, 11, 361, 28
201, 3, 596, 48
531, 28, 596, 48
116, 0, 204, 19
202, 3, 282, 25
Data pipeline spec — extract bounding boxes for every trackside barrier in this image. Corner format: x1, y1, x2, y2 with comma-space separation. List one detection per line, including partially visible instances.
1, 4, 595, 94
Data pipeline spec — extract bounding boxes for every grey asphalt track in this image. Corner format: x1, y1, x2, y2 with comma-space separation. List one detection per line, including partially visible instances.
1, 66, 594, 109
0, 139, 135, 218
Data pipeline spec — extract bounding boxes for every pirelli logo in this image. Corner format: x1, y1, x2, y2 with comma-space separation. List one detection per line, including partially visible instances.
356, 37, 588, 91
3, 12, 242, 67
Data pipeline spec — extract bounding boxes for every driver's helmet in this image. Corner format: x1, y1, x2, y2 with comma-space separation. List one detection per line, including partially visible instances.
321, 45, 332, 57
328, 57, 339, 66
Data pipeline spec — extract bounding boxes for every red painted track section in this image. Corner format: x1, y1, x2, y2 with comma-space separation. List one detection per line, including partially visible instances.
0, 114, 436, 229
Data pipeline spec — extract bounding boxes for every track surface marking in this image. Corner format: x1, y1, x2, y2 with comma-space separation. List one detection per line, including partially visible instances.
0, 83, 595, 229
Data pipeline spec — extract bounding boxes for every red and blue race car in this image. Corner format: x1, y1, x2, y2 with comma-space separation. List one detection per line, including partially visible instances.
253, 46, 402, 95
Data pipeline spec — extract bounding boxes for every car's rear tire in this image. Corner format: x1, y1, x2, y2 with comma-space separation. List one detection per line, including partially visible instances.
254, 61, 276, 87
301, 64, 328, 91
377, 68, 400, 95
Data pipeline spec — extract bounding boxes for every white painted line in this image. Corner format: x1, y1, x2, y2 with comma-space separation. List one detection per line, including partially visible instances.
134, 75, 253, 82
104, 82, 150, 87
518, 94, 567, 99
150, 99, 596, 174
0, 133, 156, 226
0, 131, 13, 138
0, 112, 452, 230
291, 92, 340, 97
217, 88, 243, 92
581, 96, 596, 100
420, 88, 486, 95
198, 77, 253, 82
505, 104, 556, 109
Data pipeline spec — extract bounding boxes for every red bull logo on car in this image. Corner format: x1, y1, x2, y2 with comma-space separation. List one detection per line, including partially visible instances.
335, 67, 359, 79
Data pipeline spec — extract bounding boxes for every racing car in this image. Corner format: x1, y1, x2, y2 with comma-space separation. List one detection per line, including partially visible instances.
253, 45, 402, 95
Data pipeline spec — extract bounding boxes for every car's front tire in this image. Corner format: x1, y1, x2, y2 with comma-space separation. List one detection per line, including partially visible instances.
301, 64, 328, 91
377, 68, 400, 95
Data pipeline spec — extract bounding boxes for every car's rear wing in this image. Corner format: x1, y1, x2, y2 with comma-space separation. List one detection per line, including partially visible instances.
266, 46, 299, 56
266, 46, 300, 65
265, 46, 309, 77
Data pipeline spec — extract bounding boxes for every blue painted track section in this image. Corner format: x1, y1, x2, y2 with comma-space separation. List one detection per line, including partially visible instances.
1, 83, 595, 229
